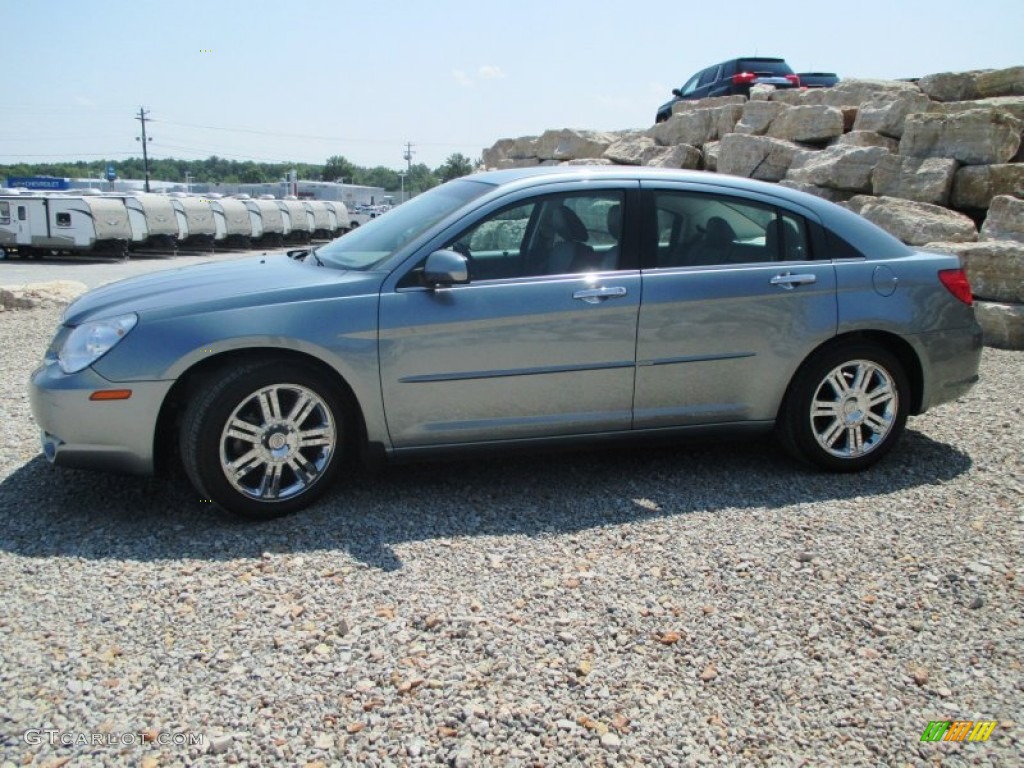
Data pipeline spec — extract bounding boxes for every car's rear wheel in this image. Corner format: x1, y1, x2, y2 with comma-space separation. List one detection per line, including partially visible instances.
778, 343, 909, 472
180, 360, 345, 519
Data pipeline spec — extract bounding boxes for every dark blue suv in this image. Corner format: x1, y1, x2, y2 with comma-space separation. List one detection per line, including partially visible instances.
656, 57, 801, 122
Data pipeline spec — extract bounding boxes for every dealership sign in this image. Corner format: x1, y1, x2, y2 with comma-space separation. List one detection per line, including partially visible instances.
5, 176, 71, 190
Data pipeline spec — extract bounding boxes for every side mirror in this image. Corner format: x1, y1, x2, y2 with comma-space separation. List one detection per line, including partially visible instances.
423, 249, 470, 287
671, 88, 682, 98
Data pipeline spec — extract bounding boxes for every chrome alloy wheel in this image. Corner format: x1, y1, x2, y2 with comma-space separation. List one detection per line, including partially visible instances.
218, 384, 336, 501
810, 359, 898, 459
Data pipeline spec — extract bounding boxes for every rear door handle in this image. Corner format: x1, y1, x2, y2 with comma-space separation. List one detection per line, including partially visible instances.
770, 273, 817, 289
573, 286, 628, 304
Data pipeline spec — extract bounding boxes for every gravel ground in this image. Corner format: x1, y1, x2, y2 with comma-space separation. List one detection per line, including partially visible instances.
0, 307, 1021, 767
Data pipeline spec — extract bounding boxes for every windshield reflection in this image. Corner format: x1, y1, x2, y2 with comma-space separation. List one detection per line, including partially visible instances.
316, 179, 493, 270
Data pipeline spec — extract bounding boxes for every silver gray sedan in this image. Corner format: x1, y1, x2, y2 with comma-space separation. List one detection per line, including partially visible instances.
30, 167, 983, 518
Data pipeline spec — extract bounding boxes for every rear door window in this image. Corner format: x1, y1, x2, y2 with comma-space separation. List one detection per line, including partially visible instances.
648, 190, 811, 267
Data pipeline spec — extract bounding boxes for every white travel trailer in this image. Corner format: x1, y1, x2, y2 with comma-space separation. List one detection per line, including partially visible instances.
276, 199, 313, 244
103, 193, 181, 250
241, 197, 285, 246
209, 196, 253, 246
229, 192, 268, 243
303, 200, 333, 240
168, 195, 217, 247
322, 200, 351, 236
0, 193, 131, 259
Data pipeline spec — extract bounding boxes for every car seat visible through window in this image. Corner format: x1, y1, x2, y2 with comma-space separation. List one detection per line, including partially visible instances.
546, 205, 596, 274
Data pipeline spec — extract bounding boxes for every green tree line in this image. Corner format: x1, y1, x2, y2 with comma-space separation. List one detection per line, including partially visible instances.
0, 153, 477, 193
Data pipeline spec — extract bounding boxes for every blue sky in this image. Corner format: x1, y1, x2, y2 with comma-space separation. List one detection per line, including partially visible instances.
2, 0, 1021, 173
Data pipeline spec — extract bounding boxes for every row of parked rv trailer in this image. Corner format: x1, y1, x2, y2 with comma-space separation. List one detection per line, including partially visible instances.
0, 190, 356, 259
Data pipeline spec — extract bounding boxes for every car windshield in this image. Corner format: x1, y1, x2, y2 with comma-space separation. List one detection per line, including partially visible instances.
315, 178, 493, 270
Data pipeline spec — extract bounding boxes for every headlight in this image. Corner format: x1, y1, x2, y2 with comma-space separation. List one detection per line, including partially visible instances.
58, 313, 138, 374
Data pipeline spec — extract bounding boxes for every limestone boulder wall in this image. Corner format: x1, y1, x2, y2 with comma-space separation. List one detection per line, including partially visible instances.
844, 196, 977, 246
951, 165, 1024, 209
716, 135, 804, 182
973, 302, 1024, 349
786, 145, 890, 193
980, 195, 1024, 243
899, 109, 1023, 165
535, 129, 620, 161
871, 156, 959, 206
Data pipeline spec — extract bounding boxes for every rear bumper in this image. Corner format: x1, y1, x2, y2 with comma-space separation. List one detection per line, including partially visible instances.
916, 322, 984, 413
30, 361, 173, 475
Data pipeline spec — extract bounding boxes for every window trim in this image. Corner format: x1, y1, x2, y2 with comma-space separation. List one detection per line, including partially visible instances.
638, 186, 821, 270
397, 187, 638, 289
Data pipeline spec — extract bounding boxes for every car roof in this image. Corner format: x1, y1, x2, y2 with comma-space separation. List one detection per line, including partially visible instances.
471, 165, 800, 203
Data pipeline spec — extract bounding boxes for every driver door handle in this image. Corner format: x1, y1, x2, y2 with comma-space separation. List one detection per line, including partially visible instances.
573, 286, 628, 304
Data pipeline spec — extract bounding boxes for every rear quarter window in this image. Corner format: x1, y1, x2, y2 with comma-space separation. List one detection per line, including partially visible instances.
824, 228, 865, 259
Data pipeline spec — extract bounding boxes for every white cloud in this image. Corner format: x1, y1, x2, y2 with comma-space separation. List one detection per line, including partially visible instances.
453, 69, 474, 87
477, 65, 506, 80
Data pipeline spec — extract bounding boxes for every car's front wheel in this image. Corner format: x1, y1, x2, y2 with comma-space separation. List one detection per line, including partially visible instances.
180, 360, 346, 519
777, 343, 909, 472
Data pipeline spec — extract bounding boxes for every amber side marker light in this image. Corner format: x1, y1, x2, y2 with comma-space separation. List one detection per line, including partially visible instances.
89, 389, 133, 401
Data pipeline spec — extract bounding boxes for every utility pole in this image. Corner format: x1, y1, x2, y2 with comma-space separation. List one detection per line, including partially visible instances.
403, 141, 415, 176
135, 107, 153, 192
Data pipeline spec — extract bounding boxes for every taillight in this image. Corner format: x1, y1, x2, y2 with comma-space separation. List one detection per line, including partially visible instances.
732, 71, 757, 84
939, 268, 973, 305
785, 74, 801, 86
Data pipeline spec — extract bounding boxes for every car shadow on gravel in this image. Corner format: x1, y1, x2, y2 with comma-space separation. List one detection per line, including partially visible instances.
0, 427, 972, 569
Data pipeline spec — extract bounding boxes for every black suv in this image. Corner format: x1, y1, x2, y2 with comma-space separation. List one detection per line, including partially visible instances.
655, 57, 801, 122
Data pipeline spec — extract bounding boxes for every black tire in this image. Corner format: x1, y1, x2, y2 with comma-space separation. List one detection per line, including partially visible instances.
777, 342, 909, 472
179, 359, 347, 519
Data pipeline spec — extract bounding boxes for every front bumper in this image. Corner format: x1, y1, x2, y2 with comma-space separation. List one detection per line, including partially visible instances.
29, 360, 175, 476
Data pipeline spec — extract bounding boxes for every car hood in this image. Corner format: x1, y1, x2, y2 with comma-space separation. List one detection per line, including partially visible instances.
63, 253, 383, 325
